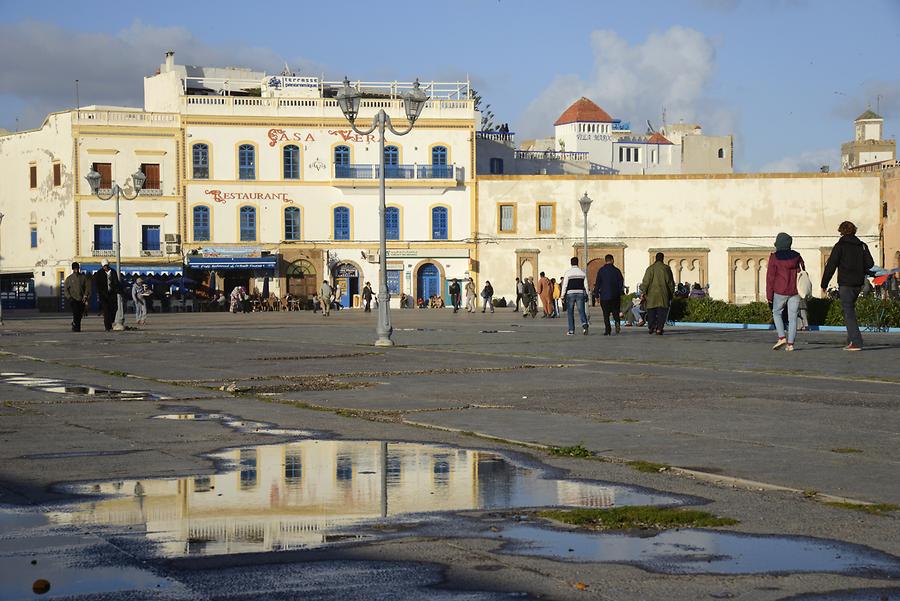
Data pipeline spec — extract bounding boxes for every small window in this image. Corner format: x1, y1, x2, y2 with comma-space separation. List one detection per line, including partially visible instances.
93, 224, 113, 251
431, 146, 448, 165
193, 206, 210, 241
431, 207, 448, 240
285, 453, 302, 481
52, 163, 61, 186
384, 145, 399, 166
141, 225, 161, 251
334, 206, 350, 240
499, 205, 515, 232
618, 147, 624, 162
30, 227, 37, 248
385, 206, 400, 240
334, 145, 350, 165
489, 157, 504, 174
238, 144, 255, 180
140, 163, 160, 190
239, 206, 256, 242
283, 145, 300, 179
92, 163, 112, 189
538, 204, 554, 233
718, 148, 725, 159
29, 165, 37, 189
284, 206, 301, 241
192, 144, 209, 179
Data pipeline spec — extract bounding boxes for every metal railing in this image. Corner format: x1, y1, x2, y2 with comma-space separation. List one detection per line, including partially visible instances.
140, 249, 164, 257
182, 77, 471, 100
515, 150, 590, 161
91, 244, 115, 257
139, 180, 162, 195
334, 164, 455, 180
181, 95, 473, 118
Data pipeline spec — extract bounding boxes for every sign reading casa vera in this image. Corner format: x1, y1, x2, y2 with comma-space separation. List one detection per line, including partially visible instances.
267, 128, 379, 146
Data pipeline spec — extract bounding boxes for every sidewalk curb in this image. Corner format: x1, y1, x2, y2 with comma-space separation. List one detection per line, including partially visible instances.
671, 321, 900, 333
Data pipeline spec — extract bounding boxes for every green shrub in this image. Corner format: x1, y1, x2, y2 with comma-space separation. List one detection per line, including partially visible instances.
668, 295, 900, 327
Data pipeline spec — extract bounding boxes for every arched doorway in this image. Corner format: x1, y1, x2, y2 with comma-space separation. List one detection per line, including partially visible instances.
334, 262, 360, 308
286, 259, 317, 299
417, 263, 441, 302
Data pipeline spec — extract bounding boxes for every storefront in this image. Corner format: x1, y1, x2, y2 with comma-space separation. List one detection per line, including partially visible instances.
0, 272, 36, 310
187, 254, 277, 297
75, 264, 183, 311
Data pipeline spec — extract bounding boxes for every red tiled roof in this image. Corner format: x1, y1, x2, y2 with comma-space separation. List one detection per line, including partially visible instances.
647, 133, 673, 145
554, 97, 614, 126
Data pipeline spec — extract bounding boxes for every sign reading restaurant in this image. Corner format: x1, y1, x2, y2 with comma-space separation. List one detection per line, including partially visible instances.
204, 190, 294, 204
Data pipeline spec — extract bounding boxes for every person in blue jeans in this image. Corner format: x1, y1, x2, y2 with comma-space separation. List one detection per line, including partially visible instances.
821, 221, 875, 351
765, 232, 805, 352
561, 257, 589, 335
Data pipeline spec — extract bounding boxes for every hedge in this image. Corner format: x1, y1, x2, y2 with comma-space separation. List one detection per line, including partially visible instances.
629, 296, 900, 328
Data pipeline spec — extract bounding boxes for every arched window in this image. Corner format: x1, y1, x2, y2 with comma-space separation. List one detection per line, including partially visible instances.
239, 206, 256, 241
284, 206, 301, 241
717, 147, 725, 159
384, 145, 399, 165
193, 206, 210, 241
238, 144, 255, 180
283, 145, 300, 179
334, 145, 350, 178
192, 144, 209, 179
334, 206, 350, 240
385, 207, 400, 240
431, 146, 447, 165
431, 206, 448, 240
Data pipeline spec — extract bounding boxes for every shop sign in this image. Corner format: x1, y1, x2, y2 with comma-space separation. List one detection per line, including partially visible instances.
336, 264, 359, 277
267, 128, 378, 146
204, 190, 293, 204
198, 246, 261, 258
384, 249, 470, 259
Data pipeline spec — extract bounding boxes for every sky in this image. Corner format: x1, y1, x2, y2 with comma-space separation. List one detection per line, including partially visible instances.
1, 0, 899, 172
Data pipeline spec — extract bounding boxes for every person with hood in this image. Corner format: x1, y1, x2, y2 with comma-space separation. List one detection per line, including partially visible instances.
132, 277, 149, 326
593, 254, 625, 336
640, 253, 675, 335
821, 221, 875, 351
766, 232, 806, 352
464, 278, 477, 313
64, 262, 91, 332
481, 280, 494, 313
92, 258, 120, 332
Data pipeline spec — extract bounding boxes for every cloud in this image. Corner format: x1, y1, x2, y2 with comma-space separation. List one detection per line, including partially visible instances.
516, 27, 738, 141
832, 79, 900, 124
760, 148, 839, 173
0, 20, 323, 130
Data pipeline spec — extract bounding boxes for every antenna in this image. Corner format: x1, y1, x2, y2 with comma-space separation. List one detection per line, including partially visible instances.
877, 94, 881, 114
75, 79, 80, 110
662, 106, 667, 128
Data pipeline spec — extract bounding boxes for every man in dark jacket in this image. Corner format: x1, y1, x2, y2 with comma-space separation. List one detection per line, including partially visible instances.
362, 282, 374, 312
449, 279, 461, 314
593, 254, 624, 335
92, 258, 120, 332
821, 221, 874, 351
64, 262, 91, 332
641, 252, 676, 335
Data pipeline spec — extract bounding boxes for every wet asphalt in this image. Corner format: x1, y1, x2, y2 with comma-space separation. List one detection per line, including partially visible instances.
0, 309, 899, 600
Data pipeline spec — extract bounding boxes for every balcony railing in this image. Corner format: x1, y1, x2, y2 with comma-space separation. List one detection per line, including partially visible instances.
515, 150, 590, 161
476, 131, 515, 144
335, 164, 456, 180
140, 249, 164, 257
91, 244, 115, 257
139, 180, 162, 195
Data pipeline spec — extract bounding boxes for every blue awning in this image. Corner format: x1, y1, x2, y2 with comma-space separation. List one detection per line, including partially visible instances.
79, 263, 183, 276
188, 256, 277, 271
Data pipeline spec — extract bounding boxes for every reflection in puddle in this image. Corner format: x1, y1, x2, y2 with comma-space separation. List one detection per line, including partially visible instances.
49, 440, 681, 557
0, 374, 169, 401
493, 524, 900, 577
153, 412, 310, 437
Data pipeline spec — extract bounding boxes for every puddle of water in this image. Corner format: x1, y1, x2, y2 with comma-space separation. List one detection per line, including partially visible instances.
153, 412, 311, 437
778, 589, 900, 601
0, 373, 169, 401
492, 523, 900, 578
46, 440, 681, 557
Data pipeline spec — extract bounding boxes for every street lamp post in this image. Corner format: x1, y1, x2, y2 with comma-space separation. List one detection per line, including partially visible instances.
84, 169, 146, 330
336, 77, 429, 347
578, 192, 593, 272
0, 212, 5, 326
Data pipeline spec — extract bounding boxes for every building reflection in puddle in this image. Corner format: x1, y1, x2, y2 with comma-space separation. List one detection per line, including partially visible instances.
49, 441, 681, 557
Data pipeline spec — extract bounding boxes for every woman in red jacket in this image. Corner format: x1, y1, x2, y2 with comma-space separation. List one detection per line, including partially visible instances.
766, 232, 806, 352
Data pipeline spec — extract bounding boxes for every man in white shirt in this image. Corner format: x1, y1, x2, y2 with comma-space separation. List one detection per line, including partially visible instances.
561, 257, 589, 336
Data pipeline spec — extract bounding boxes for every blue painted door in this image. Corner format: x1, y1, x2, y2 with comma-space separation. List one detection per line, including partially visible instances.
417, 263, 440, 301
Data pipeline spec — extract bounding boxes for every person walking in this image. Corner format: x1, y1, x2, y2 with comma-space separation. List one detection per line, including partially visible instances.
513, 277, 525, 312
550, 278, 561, 317
481, 280, 494, 313
64, 262, 91, 332
92, 258, 120, 332
523, 277, 539, 318
132, 277, 149, 326
821, 221, 875, 351
362, 282, 374, 312
449, 278, 462, 313
464, 278, 477, 313
561, 257, 589, 335
766, 233, 806, 352
320, 280, 333, 317
640, 252, 675, 335
593, 254, 624, 336
536, 272, 553, 317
